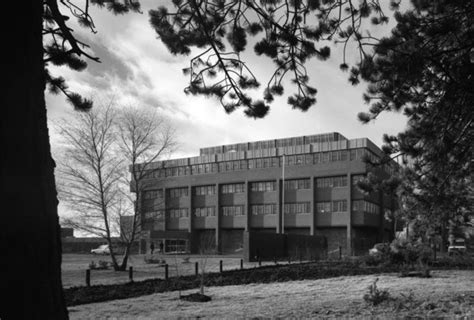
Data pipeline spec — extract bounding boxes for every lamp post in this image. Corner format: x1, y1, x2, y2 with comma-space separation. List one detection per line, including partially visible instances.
281, 153, 285, 234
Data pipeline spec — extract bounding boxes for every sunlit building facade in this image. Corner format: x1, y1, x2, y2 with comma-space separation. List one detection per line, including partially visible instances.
136, 132, 397, 256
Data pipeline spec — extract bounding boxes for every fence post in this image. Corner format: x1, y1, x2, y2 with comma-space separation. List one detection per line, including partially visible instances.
339, 246, 342, 260
129, 266, 133, 282
195, 261, 199, 276
165, 264, 169, 280
86, 269, 90, 287
240, 259, 243, 270
219, 260, 223, 273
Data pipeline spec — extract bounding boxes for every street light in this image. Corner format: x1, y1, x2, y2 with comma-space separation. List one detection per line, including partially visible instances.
281, 153, 285, 234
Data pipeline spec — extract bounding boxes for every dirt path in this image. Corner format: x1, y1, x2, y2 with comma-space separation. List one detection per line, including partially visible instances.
68, 270, 474, 319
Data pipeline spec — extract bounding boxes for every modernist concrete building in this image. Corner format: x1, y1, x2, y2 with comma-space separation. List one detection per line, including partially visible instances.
136, 132, 397, 257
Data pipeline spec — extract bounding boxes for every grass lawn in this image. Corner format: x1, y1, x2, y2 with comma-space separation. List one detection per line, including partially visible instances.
62, 253, 281, 288
67, 270, 474, 319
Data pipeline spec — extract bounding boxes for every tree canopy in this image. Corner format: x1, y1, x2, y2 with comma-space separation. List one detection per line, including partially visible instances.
355, 0, 473, 241
149, 0, 396, 118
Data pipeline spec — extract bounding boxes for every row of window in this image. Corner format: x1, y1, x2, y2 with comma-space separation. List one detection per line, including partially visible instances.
222, 205, 245, 216
193, 206, 216, 217
250, 204, 278, 215
221, 183, 245, 194
144, 148, 380, 178
146, 199, 382, 219
284, 202, 311, 214
143, 190, 163, 199
250, 181, 276, 192
194, 185, 216, 196
316, 200, 348, 213
168, 208, 189, 218
352, 200, 380, 214
145, 174, 368, 202
200, 134, 339, 156
316, 176, 348, 188
284, 178, 310, 190
143, 210, 164, 220
168, 187, 188, 198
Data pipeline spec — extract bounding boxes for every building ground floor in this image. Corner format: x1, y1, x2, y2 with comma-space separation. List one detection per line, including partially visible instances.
139, 225, 393, 261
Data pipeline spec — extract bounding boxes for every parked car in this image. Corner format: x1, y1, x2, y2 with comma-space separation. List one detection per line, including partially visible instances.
91, 244, 110, 255
448, 238, 467, 256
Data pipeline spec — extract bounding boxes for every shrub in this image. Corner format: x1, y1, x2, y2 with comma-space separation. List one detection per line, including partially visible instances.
363, 278, 390, 306
389, 239, 432, 266
144, 256, 166, 264
89, 260, 110, 270
430, 254, 474, 268
362, 254, 380, 266
88, 261, 96, 269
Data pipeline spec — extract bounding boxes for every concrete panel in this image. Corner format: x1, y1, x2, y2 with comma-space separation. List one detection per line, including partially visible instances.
167, 218, 179, 230
352, 212, 379, 227
250, 214, 277, 228
331, 188, 349, 199
315, 212, 348, 226
283, 214, 311, 228
193, 216, 217, 229
249, 191, 278, 203
193, 195, 218, 207
221, 216, 247, 229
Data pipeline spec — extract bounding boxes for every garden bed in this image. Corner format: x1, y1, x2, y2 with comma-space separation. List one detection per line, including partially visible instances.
64, 258, 474, 307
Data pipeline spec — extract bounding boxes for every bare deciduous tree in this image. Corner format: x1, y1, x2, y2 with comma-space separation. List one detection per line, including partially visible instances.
116, 106, 177, 269
53, 101, 176, 271
55, 101, 125, 269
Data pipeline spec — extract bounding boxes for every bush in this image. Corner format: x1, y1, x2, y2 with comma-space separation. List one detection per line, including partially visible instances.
389, 239, 432, 266
362, 253, 383, 266
144, 256, 166, 264
430, 255, 474, 268
89, 260, 110, 270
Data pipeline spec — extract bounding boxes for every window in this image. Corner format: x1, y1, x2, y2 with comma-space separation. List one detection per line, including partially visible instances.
284, 178, 310, 190
193, 206, 216, 217
316, 200, 347, 213
250, 204, 277, 215
221, 183, 245, 194
352, 200, 380, 214
284, 202, 310, 214
143, 189, 163, 199
316, 176, 348, 188
194, 185, 216, 195
143, 210, 164, 220
316, 201, 331, 213
165, 239, 187, 253
222, 205, 245, 216
332, 200, 347, 212
168, 208, 189, 218
250, 181, 276, 192
168, 187, 188, 198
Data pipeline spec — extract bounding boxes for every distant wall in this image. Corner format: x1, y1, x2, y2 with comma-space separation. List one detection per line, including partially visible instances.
61, 238, 139, 254
243, 231, 327, 262
61, 227, 74, 238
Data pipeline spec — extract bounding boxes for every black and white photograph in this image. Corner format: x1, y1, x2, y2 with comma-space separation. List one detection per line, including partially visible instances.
2, 0, 473, 319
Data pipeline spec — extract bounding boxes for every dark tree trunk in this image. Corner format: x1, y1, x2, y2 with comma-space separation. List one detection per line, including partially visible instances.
0, 1, 68, 319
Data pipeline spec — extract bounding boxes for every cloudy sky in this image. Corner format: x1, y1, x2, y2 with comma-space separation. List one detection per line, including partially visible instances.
46, 0, 408, 159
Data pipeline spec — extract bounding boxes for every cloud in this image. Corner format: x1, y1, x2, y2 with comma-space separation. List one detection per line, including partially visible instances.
47, 0, 409, 162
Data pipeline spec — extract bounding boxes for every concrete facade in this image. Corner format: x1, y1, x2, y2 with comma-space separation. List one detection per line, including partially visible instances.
134, 132, 397, 257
